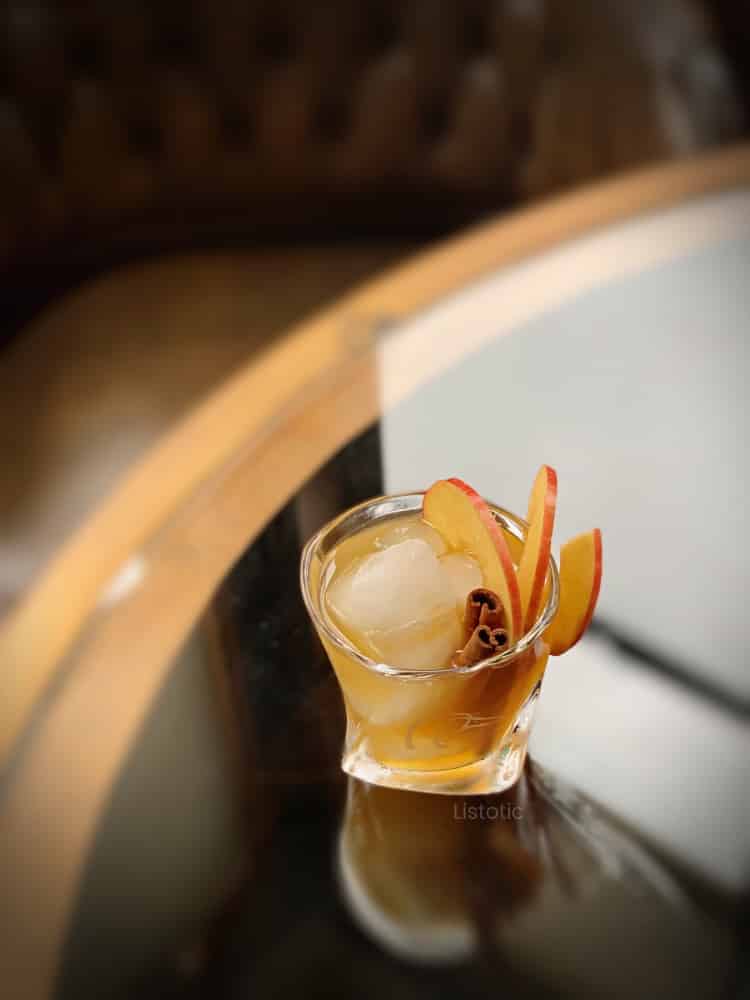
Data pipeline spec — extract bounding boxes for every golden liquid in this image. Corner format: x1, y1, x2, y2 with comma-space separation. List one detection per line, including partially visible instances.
321, 512, 548, 774
338, 779, 473, 959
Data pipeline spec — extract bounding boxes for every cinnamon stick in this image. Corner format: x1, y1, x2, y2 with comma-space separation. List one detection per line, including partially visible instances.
463, 587, 506, 642
452, 625, 495, 667
490, 627, 509, 651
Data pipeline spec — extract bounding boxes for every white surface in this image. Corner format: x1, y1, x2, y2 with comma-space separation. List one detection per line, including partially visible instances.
530, 633, 750, 892
378, 189, 750, 889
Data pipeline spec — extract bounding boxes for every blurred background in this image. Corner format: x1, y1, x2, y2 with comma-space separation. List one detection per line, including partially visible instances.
0, 0, 748, 614
2, 5, 749, 999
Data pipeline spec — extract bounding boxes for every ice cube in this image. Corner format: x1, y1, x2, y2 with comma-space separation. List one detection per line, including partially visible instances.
375, 519, 447, 556
368, 610, 463, 671
328, 538, 453, 634
327, 538, 467, 669
440, 553, 483, 613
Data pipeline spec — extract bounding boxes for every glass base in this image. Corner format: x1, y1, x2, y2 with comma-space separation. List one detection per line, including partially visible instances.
342, 687, 540, 795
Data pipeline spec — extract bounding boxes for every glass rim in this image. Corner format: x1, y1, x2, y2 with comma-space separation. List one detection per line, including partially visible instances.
300, 491, 560, 678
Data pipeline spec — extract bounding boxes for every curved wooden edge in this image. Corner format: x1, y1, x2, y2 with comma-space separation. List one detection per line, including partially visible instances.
2, 144, 750, 767
1, 144, 749, 1000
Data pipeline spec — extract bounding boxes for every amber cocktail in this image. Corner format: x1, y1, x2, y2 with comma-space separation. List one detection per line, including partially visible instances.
301, 489, 560, 794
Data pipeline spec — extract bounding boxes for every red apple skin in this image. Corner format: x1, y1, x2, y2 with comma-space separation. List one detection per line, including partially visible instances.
520, 465, 558, 631
572, 527, 602, 646
427, 477, 523, 640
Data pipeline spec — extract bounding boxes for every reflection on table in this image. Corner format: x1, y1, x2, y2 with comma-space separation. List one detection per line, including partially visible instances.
336, 763, 732, 998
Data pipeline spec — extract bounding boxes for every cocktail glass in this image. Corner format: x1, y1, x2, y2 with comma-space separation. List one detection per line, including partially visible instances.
300, 493, 559, 794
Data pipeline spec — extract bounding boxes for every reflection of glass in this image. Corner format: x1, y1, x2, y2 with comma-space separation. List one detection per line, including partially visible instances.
300, 494, 558, 793
335, 770, 551, 966
337, 779, 477, 963
337, 768, 732, 994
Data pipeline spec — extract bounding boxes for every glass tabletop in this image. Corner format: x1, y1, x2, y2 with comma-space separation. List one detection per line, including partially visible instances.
4, 173, 750, 1000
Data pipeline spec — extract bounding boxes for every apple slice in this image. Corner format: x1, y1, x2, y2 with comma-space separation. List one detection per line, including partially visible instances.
423, 478, 523, 641
502, 527, 523, 565
545, 529, 602, 655
517, 465, 557, 631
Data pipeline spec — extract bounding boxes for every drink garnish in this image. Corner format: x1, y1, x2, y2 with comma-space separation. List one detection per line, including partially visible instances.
544, 529, 602, 654
463, 587, 505, 642
452, 625, 496, 667
425, 469, 602, 659
423, 478, 523, 640
489, 627, 508, 651
517, 465, 557, 631
452, 621, 509, 667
